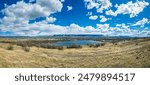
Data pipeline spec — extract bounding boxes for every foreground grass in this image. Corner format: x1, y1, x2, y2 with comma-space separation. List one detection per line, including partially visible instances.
0, 38, 150, 68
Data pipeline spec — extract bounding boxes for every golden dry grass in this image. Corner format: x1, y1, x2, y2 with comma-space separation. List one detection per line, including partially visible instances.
0, 38, 150, 68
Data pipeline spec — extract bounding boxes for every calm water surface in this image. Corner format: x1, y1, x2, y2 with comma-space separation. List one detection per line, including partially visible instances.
52, 40, 101, 46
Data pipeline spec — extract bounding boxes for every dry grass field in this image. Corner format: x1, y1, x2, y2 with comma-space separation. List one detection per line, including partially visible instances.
0, 38, 150, 68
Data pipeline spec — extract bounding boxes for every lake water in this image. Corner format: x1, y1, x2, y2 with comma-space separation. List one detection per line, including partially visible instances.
52, 40, 101, 46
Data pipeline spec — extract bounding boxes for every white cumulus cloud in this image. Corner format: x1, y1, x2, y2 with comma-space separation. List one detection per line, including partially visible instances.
99, 15, 110, 22
97, 24, 109, 29
116, 23, 129, 29
1, 0, 63, 25
106, 1, 149, 18
106, 10, 117, 16
46, 17, 57, 23
67, 6, 73, 11
89, 15, 98, 20
133, 18, 149, 27
0, 0, 150, 37
84, 0, 112, 13
86, 12, 92, 16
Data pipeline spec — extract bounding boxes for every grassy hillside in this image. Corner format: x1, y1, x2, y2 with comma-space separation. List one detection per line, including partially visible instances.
0, 38, 150, 68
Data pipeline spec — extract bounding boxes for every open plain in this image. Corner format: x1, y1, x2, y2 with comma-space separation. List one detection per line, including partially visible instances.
0, 38, 150, 68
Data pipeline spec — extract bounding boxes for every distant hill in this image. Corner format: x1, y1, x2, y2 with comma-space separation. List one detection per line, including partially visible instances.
0, 34, 149, 39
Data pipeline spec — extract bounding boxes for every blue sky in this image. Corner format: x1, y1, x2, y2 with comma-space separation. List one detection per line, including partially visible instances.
0, 0, 150, 36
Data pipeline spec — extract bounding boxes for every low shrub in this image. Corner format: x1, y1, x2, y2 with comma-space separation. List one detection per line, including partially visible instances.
88, 44, 93, 48
88, 43, 105, 48
101, 43, 106, 46
39, 43, 48, 48
93, 44, 101, 48
135, 43, 138, 45
67, 44, 82, 49
47, 45, 57, 49
7, 44, 14, 50
23, 46, 30, 52
57, 46, 64, 50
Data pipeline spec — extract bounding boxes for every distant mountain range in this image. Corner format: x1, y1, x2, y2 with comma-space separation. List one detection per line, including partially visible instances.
0, 34, 149, 39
